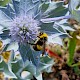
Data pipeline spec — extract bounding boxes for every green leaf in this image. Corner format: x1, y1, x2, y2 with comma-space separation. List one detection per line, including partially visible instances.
12, 60, 24, 79
38, 56, 54, 72
0, 60, 17, 78
12, 60, 33, 79
40, 56, 54, 64
0, 56, 4, 71
34, 56, 54, 80
39, 2, 50, 13
24, 62, 36, 76
0, 51, 17, 78
43, 2, 67, 18
3, 62, 17, 78
40, 23, 55, 32
23, 62, 42, 80
67, 33, 76, 66
0, 0, 11, 6
11, 55, 54, 80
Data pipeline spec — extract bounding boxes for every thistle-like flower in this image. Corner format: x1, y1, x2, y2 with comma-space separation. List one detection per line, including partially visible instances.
9, 15, 40, 43
0, 0, 72, 66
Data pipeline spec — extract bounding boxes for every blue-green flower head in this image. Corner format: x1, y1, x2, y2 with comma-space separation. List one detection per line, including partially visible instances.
9, 15, 40, 43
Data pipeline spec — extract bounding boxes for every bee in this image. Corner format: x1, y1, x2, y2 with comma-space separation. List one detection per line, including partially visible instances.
28, 32, 48, 55
28, 32, 63, 60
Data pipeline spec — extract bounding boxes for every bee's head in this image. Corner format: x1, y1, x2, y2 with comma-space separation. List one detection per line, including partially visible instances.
38, 32, 48, 40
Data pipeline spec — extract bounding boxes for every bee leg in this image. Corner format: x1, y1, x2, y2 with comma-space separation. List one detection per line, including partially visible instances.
42, 38, 46, 56
42, 51, 45, 56
27, 42, 36, 45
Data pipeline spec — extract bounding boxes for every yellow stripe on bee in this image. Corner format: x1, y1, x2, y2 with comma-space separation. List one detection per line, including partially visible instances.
37, 45, 43, 50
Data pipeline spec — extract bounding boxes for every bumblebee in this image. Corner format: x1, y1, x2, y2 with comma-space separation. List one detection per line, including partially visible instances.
28, 32, 48, 55
33, 32, 48, 50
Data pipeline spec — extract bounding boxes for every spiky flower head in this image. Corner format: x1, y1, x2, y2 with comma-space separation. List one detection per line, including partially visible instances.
9, 15, 40, 43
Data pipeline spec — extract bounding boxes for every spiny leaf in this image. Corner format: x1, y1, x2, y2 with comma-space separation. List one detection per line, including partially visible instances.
0, 59, 17, 78
19, 0, 40, 16
0, 4, 15, 19
40, 1, 68, 19
19, 43, 30, 62
3, 62, 17, 78
12, 60, 33, 79
19, 43, 41, 66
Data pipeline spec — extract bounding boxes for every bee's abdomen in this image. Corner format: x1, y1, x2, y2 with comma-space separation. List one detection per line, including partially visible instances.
33, 45, 43, 51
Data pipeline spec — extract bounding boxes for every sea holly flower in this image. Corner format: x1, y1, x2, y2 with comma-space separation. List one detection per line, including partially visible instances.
0, 0, 74, 66
0, 0, 53, 66
0, 0, 76, 80
9, 15, 40, 43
